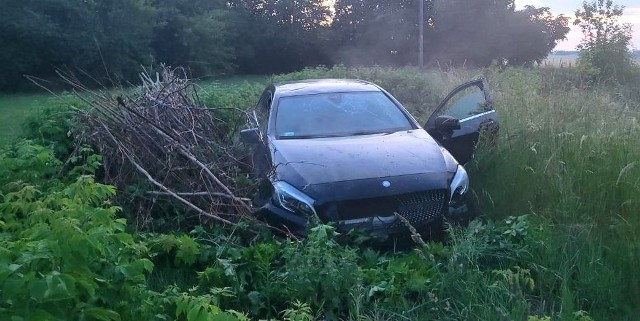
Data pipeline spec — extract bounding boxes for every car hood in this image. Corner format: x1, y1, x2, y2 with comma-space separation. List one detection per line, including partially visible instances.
271, 129, 455, 198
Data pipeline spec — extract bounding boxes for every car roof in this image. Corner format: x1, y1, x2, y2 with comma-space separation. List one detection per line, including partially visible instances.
273, 79, 381, 97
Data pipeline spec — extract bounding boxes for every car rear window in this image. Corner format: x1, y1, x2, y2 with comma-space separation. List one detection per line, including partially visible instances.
275, 92, 414, 139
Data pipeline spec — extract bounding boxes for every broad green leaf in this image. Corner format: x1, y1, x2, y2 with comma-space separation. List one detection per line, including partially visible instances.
8, 264, 22, 272
211, 312, 240, 321
76, 277, 97, 299
30, 308, 61, 321
85, 307, 121, 321
187, 305, 209, 321
42, 272, 74, 301
114, 233, 133, 245
175, 235, 200, 266
141, 258, 154, 273
28, 278, 47, 302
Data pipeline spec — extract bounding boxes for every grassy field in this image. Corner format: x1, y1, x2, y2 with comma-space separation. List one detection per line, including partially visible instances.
0, 93, 55, 143
541, 54, 640, 68
0, 75, 269, 144
1, 66, 639, 320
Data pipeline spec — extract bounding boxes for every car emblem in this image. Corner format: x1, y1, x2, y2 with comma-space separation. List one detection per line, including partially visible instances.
382, 180, 391, 188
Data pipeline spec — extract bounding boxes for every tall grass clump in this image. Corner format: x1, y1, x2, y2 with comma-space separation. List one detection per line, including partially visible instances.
240, 65, 640, 318
469, 67, 640, 318
281, 65, 640, 318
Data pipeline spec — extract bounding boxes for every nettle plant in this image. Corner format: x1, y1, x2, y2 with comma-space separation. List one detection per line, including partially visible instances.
0, 141, 246, 321
0, 141, 151, 319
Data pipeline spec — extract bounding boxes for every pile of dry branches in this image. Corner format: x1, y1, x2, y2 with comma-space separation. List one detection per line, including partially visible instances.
68, 66, 256, 226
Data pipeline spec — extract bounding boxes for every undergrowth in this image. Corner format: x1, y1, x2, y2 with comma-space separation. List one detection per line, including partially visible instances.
1, 66, 638, 320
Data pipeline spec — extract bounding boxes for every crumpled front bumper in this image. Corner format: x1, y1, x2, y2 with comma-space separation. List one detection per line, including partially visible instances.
254, 202, 309, 235
255, 190, 475, 238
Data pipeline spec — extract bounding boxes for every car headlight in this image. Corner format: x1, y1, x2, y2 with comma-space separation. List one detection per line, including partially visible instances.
272, 181, 317, 217
449, 165, 469, 203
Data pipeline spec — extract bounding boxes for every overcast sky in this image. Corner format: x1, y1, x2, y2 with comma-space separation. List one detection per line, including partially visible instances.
515, 0, 640, 50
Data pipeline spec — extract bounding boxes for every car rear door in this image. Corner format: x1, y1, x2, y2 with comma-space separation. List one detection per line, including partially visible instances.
425, 78, 499, 164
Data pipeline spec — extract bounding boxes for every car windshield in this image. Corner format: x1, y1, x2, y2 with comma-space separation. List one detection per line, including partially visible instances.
275, 91, 414, 139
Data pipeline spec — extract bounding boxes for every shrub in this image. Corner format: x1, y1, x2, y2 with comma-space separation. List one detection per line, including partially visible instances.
574, 0, 640, 84
0, 141, 249, 321
21, 95, 83, 159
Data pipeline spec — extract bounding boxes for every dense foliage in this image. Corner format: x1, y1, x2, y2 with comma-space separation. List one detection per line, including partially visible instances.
0, 0, 232, 92
0, 0, 571, 92
0, 141, 603, 321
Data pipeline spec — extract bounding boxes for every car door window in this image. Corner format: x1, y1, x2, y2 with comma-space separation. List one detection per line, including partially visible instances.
435, 86, 489, 120
253, 91, 272, 134
425, 78, 498, 164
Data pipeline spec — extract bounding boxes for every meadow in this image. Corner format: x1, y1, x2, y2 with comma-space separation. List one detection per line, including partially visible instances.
0, 66, 638, 320
541, 53, 640, 68
0, 93, 53, 143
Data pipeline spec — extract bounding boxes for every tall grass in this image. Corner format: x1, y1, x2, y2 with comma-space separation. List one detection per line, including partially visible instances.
472, 67, 640, 318
273, 66, 640, 319
459, 66, 638, 318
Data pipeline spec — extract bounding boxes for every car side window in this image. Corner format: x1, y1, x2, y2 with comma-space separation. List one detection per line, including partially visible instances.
254, 91, 272, 133
437, 86, 488, 120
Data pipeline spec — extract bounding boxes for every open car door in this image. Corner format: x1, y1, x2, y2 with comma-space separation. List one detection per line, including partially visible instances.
425, 78, 499, 164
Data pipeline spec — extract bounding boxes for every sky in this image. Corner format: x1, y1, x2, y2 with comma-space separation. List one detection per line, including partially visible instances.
514, 0, 640, 50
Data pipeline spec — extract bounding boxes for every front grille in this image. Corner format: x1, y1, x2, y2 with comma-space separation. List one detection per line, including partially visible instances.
334, 189, 447, 228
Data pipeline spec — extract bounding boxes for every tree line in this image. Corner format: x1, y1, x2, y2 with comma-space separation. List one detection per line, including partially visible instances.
1, 0, 570, 92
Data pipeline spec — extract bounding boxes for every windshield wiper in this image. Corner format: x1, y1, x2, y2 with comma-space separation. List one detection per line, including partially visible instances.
278, 129, 402, 140
350, 130, 394, 136
278, 134, 343, 139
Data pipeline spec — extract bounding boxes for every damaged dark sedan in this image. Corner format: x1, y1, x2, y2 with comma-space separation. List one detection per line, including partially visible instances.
240, 78, 498, 238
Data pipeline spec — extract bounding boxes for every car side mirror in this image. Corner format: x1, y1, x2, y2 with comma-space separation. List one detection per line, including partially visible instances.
240, 128, 261, 144
434, 115, 460, 138
435, 115, 461, 130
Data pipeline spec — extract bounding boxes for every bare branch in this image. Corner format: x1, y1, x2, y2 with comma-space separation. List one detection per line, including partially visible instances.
67, 65, 259, 228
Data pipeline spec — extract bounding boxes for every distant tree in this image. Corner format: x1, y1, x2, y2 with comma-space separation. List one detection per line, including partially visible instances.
429, 0, 569, 66
0, 0, 97, 91
151, 0, 235, 76
0, 0, 576, 92
332, 0, 432, 66
94, 0, 156, 81
0, 0, 154, 91
503, 6, 571, 66
228, 0, 332, 74
332, 0, 567, 67
574, 0, 637, 83
0, 0, 234, 91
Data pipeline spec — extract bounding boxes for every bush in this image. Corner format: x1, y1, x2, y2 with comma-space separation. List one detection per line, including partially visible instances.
574, 0, 640, 84
21, 95, 82, 159
0, 141, 250, 321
